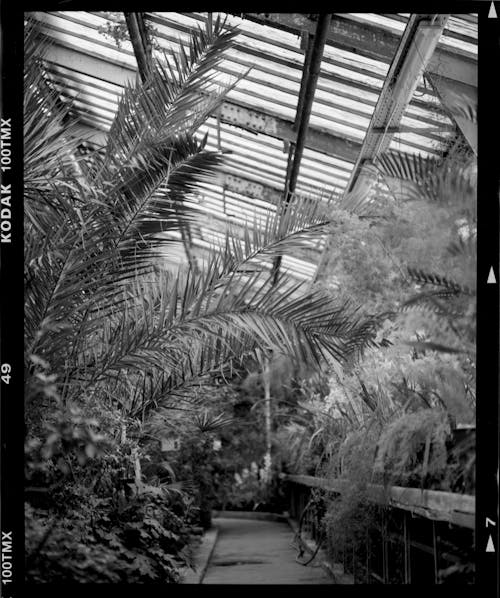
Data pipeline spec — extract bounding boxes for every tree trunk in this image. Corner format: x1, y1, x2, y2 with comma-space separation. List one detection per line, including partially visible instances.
263, 358, 272, 477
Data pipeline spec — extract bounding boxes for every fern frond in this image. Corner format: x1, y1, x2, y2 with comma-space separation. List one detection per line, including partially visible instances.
407, 267, 473, 296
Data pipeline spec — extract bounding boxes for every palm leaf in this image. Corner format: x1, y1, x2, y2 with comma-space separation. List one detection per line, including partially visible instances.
407, 267, 473, 296
92, 15, 243, 186
24, 18, 382, 425
68, 256, 380, 417
376, 150, 476, 206
192, 410, 235, 433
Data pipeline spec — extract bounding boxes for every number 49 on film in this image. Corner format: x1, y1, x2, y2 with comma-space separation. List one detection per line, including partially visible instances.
1, 363, 11, 384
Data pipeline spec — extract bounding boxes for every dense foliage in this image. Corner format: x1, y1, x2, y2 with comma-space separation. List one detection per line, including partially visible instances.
24, 12, 476, 585
24, 15, 382, 582
274, 137, 476, 584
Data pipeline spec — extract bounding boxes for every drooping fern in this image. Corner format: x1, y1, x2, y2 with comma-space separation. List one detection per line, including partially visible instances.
373, 409, 451, 487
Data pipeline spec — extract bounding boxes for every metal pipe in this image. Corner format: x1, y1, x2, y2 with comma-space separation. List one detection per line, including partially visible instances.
284, 14, 332, 202
124, 13, 152, 83
272, 13, 332, 285
283, 32, 314, 192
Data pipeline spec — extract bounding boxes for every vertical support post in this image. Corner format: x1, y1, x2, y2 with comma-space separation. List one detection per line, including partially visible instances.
366, 529, 370, 583
132, 447, 142, 489
432, 520, 439, 583
382, 509, 389, 582
403, 511, 411, 584
124, 13, 152, 83
262, 358, 272, 482
283, 30, 314, 196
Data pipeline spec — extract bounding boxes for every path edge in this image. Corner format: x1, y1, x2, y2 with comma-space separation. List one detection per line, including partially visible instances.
179, 525, 219, 584
212, 509, 288, 522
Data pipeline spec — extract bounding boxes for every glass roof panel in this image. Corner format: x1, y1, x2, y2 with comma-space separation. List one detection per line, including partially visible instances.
27, 11, 477, 281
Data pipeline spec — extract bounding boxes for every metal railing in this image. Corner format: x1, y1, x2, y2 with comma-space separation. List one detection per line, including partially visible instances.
282, 474, 475, 584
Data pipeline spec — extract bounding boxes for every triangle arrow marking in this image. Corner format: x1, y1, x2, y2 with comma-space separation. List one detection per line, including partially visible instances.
486, 535, 495, 552
487, 266, 497, 284
489, 2, 498, 18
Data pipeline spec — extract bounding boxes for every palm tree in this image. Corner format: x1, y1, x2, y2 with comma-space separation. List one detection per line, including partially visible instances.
24, 16, 381, 430
375, 146, 476, 359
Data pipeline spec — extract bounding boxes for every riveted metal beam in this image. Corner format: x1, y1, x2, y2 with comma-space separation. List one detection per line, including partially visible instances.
42, 42, 361, 163
347, 14, 449, 194
213, 170, 283, 204
218, 101, 360, 162
71, 122, 287, 206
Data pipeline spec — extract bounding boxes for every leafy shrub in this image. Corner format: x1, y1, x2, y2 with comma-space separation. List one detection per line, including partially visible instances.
25, 405, 196, 583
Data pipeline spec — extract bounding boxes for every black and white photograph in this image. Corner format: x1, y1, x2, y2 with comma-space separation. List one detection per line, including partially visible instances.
0, 6, 498, 594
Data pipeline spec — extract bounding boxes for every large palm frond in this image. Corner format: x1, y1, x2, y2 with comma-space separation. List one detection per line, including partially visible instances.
376, 148, 476, 284
59, 254, 380, 416
24, 17, 381, 422
24, 24, 85, 213
24, 17, 242, 350
375, 150, 476, 209
96, 14, 240, 176
89, 15, 245, 237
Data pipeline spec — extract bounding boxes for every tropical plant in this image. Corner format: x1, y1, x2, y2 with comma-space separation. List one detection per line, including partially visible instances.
25, 15, 387, 582
281, 127, 477, 578
24, 17, 381, 433
24, 394, 197, 583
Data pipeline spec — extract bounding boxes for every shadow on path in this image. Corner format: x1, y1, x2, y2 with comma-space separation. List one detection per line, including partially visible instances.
202, 517, 333, 584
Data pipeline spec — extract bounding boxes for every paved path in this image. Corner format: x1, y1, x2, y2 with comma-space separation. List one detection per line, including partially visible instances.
202, 517, 332, 584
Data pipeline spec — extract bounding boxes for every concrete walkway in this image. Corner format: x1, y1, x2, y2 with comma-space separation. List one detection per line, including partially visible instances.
202, 517, 332, 584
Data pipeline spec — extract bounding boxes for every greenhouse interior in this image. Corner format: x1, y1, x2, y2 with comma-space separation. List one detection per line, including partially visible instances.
24, 11, 478, 585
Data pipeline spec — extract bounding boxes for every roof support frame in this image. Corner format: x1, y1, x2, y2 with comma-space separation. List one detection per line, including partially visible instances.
40, 11, 454, 131
272, 13, 332, 284
42, 42, 361, 163
311, 14, 450, 286
346, 14, 449, 194
238, 13, 477, 88
43, 41, 446, 164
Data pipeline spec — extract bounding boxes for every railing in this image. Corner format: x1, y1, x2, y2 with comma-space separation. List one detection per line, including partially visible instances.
281, 473, 475, 584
